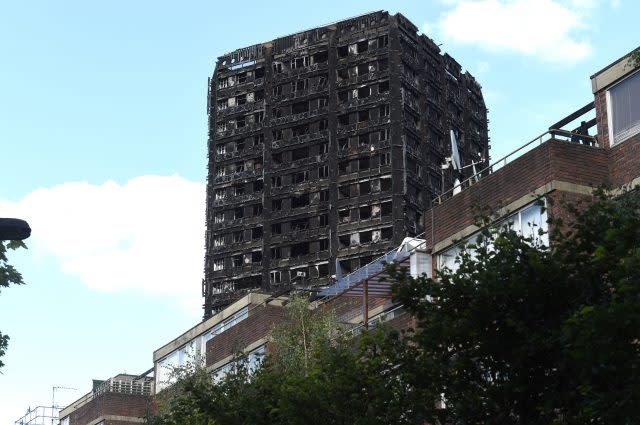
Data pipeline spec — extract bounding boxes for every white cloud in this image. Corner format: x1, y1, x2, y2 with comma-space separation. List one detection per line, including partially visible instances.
0, 175, 205, 304
436, 0, 593, 63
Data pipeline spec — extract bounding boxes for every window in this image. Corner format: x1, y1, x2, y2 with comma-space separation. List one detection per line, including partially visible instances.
319, 214, 329, 226
213, 259, 224, 271
319, 239, 329, 251
271, 222, 282, 234
252, 227, 263, 239
214, 212, 224, 223
233, 231, 243, 243
608, 70, 640, 145
319, 165, 329, 179
232, 255, 243, 268
436, 202, 548, 273
320, 189, 329, 202
270, 270, 282, 284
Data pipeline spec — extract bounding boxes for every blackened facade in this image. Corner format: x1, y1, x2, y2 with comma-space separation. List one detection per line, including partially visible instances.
203, 11, 489, 318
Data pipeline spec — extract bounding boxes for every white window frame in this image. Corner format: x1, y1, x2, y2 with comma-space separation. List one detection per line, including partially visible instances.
606, 69, 640, 146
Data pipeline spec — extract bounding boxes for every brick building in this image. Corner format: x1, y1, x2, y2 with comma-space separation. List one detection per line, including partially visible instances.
58, 374, 153, 425
320, 49, 640, 331
203, 10, 489, 317
153, 293, 285, 393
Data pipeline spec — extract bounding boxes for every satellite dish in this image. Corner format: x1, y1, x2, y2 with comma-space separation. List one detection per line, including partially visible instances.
449, 130, 462, 171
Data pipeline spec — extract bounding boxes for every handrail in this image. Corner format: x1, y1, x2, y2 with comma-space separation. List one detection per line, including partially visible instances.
434, 129, 598, 205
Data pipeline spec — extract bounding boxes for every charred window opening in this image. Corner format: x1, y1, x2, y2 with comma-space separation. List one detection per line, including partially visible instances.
359, 156, 371, 170
234, 185, 244, 196
360, 206, 372, 220
313, 50, 328, 64
357, 40, 368, 53
381, 227, 393, 240
379, 104, 390, 117
271, 176, 282, 187
358, 86, 371, 98
292, 147, 309, 161
319, 214, 329, 227
251, 227, 263, 239
338, 113, 349, 126
293, 171, 309, 183
318, 119, 328, 131
252, 204, 263, 216
339, 209, 350, 223
251, 251, 262, 263
339, 161, 349, 173
233, 231, 243, 243
271, 222, 282, 234
381, 201, 392, 217
253, 180, 263, 192
270, 270, 282, 283
291, 242, 310, 257
295, 79, 308, 92
292, 124, 309, 137
338, 138, 348, 149
234, 207, 244, 219
319, 166, 329, 179
291, 218, 309, 231
360, 230, 372, 243
271, 247, 282, 259
338, 91, 348, 104
272, 199, 283, 211
255, 67, 265, 78
359, 133, 369, 146
379, 80, 389, 93
338, 185, 350, 199
359, 180, 371, 195
319, 239, 329, 252
337, 45, 348, 58
381, 177, 392, 192
291, 193, 310, 208
232, 255, 243, 268
339, 235, 350, 248
358, 110, 369, 123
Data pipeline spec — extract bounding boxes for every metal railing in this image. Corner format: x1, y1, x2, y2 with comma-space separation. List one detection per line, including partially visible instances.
434, 129, 598, 205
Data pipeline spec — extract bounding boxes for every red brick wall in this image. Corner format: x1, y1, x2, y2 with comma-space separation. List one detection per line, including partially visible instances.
607, 135, 640, 186
68, 393, 152, 425
206, 304, 285, 367
594, 90, 610, 148
423, 140, 608, 249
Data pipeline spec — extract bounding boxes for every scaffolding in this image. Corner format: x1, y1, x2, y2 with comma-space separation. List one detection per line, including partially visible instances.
14, 406, 60, 425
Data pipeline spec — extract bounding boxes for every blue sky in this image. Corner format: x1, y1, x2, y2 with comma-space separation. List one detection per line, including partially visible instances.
0, 0, 637, 422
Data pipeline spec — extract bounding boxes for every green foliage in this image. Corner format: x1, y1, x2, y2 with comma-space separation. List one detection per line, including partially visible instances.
268, 294, 340, 374
391, 189, 640, 424
150, 191, 640, 424
150, 295, 418, 425
0, 240, 26, 371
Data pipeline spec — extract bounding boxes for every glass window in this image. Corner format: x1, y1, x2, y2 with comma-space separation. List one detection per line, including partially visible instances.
608, 70, 640, 145
436, 201, 548, 272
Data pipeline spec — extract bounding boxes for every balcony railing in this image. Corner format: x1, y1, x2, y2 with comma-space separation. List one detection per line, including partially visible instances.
434, 129, 598, 205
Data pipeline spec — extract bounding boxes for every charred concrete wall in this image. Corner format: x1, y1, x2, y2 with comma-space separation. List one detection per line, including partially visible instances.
203, 11, 489, 318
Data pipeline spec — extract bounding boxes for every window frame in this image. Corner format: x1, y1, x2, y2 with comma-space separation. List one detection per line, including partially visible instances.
606, 69, 640, 146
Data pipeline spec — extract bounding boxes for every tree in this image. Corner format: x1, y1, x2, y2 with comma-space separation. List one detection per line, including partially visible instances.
390, 190, 640, 424
0, 240, 26, 371
150, 294, 418, 425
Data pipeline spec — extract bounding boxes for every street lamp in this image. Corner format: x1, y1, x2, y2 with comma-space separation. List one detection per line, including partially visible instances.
0, 218, 31, 240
